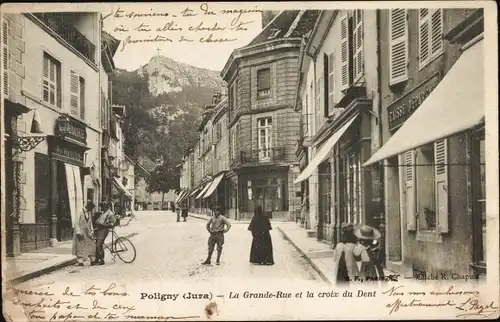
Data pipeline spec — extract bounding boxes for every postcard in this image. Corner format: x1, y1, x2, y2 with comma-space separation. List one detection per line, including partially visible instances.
1, 1, 498, 321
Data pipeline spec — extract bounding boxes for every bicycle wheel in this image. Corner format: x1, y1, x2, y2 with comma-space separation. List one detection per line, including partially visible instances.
113, 237, 136, 263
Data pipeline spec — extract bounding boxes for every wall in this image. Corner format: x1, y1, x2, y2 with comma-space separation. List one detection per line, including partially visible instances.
379, 8, 478, 275
17, 14, 101, 224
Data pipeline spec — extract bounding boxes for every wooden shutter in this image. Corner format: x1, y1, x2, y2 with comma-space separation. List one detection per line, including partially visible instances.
419, 9, 430, 68
70, 71, 80, 116
340, 14, 350, 90
328, 53, 335, 115
389, 9, 408, 85
352, 10, 364, 82
434, 139, 449, 234
79, 77, 85, 120
405, 150, 416, 231
430, 9, 444, 58
3, 22, 8, 96
323, 53, 329, 117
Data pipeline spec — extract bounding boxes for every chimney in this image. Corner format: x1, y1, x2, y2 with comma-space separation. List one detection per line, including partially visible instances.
262, 10, 280, 29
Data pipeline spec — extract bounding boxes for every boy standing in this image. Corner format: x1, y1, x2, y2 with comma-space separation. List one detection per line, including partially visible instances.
202, 206, 231, 265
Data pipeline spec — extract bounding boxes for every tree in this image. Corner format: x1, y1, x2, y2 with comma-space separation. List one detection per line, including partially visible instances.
146, 162, 180, 209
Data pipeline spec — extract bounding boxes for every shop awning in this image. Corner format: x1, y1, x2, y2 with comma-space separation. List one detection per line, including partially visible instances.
188, 186, 202, 197
175, 190, 187, 203
196, 180, 213, 199
294, 114, 359, 184
177, 190, 190, 204
363, 38, 484, 167
202, 173, 225, 199
113, 178, 133, 198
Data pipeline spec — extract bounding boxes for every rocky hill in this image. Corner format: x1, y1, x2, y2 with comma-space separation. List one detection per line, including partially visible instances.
111, 55, 226, 170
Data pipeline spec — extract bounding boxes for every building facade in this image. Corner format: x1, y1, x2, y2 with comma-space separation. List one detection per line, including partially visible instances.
371, 8, 486, 277
3, 12, 106, 253
294, 9, 382, 244
221, 10, 320, 221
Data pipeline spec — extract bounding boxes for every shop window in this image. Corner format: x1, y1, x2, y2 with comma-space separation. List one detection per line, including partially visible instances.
472, 131, 486, 274
43, 52, 61, 107
340, 152, 362, 225
257, 68, 271, 98
318, 162, 332, 225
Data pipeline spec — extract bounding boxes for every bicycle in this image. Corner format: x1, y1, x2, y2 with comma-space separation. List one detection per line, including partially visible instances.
93, 226, 137, 264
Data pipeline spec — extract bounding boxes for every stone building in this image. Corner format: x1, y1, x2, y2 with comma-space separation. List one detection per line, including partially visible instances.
3, 12, 112, 253
294, 9, 383, 244
221, 10, 321, 221
364, 8, 485, 278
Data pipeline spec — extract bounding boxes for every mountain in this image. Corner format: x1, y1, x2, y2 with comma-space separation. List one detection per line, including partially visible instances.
111, 55, 225, 171
133, 55, 226, 96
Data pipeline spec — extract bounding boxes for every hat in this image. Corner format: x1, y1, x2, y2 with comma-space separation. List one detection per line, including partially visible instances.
99, 200, 110, 207
212, 205, 222, 212
354, 225, 381, 240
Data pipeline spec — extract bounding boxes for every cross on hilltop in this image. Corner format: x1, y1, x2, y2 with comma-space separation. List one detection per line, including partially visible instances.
156, 47, 161, 56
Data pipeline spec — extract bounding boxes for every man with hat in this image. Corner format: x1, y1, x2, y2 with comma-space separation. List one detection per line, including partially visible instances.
73, 200, 96, 266
92, 200, 117, 266
202, 205, 231, 265
353, 225, 385, 283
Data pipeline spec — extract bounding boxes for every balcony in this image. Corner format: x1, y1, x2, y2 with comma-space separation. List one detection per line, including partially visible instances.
31, 13, 96, 64
231, 147, 285, 168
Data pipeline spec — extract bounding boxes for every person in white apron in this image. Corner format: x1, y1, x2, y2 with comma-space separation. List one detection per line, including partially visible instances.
73, 201, 96, 266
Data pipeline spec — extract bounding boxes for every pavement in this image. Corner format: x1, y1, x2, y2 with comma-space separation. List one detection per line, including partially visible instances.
3, 214, 144, 286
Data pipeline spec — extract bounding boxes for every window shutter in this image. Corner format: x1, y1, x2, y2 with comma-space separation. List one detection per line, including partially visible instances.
79, 77, 85, 120
405, 150, 416, 231
352, 10, 364, 82
340, 14, 350, 90
419, 9, 430, 68
70, 71, 80, 116
389, 9, 408, 85
434, 139, 449, 234
328, 53, 335, 115
430, 9, 444, 58
3, 22, 9, 96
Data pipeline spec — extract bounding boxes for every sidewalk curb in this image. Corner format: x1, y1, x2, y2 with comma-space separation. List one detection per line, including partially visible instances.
9, 232, 139, 286
276, 226, 332, 285
189, 214, 210, 221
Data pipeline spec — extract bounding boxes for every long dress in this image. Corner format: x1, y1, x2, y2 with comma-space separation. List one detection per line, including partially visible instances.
248, 214, 274, 265
72, 208, 96, 266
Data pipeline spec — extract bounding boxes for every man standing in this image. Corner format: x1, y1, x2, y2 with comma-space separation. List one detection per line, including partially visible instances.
202, 206, 231, 265
92, 201, 117, 266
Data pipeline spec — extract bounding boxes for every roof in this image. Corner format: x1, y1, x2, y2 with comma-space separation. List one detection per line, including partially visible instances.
247, 10, 321, 47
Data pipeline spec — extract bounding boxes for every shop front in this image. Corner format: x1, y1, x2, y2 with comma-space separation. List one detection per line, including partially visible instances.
201, 172, 228, 212
112, 177, 133, 217
364, 37, 485, 277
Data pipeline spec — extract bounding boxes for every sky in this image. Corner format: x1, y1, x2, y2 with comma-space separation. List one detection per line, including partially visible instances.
101, 3, 265, 72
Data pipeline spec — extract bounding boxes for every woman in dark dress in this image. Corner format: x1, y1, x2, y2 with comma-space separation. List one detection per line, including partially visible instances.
248, 206, 274, 265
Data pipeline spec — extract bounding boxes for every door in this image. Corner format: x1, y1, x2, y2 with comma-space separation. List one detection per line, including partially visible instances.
471, 129, 486, 275
20, 153, 52, 251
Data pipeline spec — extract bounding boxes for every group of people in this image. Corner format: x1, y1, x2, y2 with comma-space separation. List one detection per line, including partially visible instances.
73, 200, 118, 266
200, 205, 275, 266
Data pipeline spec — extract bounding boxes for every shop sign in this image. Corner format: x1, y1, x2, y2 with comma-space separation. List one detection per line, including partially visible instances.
55, 114, 87, 145
387, 73, 441, 131
52, 144, 85, 165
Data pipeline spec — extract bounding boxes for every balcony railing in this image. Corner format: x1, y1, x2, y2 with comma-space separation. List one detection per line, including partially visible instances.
32, 13, 96, 63
231, 147, 285, 167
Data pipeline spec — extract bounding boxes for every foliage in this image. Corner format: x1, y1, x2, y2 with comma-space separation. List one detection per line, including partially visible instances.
146, 162, 180, 195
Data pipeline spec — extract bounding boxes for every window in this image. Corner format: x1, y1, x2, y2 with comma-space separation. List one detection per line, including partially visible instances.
3, 21, 9, 96
257, 117, 272, 161
257, 68, 271, 98
231, 123, 239, 159
230, 80, 238, 110
352, 9, 364, 82
318, 162, 332, 225
340, 13, 350, 90
43, 53, 61, 107
404, 139, 449, 234
315, 74, 322, 132
471, 130, 486, 273
389, 9, 409, 85
341, 152, 362, 224
70, 72, 85, 119
419, 9, 443, 69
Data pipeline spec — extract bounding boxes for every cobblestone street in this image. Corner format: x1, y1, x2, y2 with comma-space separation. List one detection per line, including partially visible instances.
14, 211, 322, 288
